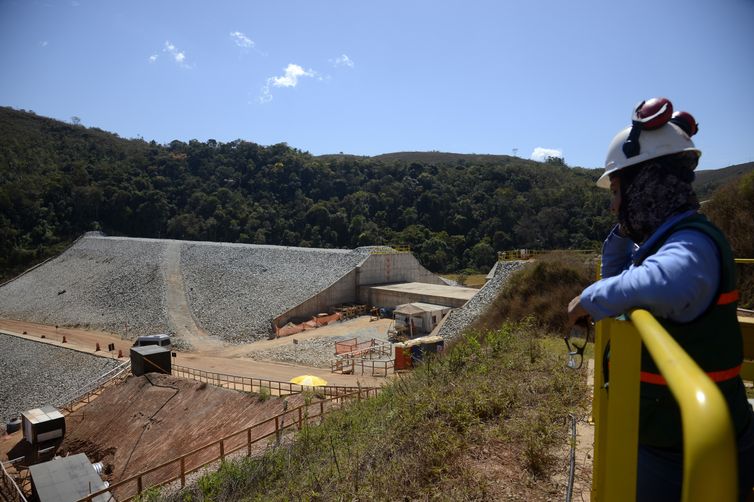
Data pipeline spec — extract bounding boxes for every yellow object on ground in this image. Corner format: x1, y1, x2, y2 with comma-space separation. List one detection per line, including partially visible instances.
290, 375, 327, 387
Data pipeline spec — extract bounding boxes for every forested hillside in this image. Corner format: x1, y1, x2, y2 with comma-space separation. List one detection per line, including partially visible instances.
0, 107, 618, 279
28, 105, 746, 283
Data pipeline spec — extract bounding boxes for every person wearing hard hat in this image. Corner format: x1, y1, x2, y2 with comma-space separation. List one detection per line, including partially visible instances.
567, 98, 754, 501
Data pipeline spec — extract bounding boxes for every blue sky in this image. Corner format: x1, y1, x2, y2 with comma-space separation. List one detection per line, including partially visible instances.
1, 0, 752, 170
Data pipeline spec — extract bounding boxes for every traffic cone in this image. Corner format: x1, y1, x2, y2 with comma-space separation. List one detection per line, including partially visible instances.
95, 343, 100, 351
62, 336, 67, 343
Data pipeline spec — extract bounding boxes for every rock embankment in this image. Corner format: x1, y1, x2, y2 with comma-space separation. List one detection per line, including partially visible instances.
437, 261, 527, 341
0, 333, 121, 428
0, 235, 168, 338
181, 243, 368, 342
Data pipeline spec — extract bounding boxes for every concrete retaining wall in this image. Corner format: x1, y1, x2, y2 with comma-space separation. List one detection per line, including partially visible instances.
356, 253, 444, 286
359, 288, 469, 308
272, 252, 444, 329
273, 269, 358, 328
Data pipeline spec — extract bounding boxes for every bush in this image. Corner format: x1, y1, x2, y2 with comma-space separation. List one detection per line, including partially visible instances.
703, 171, 754, 308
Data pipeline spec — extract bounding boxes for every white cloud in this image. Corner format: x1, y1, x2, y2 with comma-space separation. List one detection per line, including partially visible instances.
271, 63, 316, 87
40, 41, 48, 47
148, 54, 158, 63
531, 147, 563, 162
259, 63, 319, 103
163, 40, 190, 68
230, 31, 254, 48
331, 54, 354, 68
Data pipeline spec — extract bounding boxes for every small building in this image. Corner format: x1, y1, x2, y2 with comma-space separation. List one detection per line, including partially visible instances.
393, 302, 451, 337
22, 406, 65, 445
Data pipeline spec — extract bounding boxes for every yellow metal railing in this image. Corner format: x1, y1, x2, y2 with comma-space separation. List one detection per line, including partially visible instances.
592, 312, 737, 502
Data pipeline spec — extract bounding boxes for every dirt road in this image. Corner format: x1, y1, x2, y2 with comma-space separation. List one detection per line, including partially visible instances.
0, 317, 388, 387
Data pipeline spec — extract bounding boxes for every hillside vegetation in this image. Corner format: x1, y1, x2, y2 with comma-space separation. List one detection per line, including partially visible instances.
703, 170, 754, 308
154, 320, 586, 501
1, 107, 615, 280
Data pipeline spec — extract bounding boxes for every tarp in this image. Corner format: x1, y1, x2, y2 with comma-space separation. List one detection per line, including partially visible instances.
393, 304, 425, 315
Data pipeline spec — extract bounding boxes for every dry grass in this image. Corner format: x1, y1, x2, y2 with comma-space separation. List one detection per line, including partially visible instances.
442, 273, 489, 288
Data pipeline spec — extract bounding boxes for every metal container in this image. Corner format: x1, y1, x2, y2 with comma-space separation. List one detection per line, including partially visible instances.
130, 345, 172, 376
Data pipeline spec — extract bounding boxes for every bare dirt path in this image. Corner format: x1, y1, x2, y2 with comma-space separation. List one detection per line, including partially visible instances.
164, 241, 222, 352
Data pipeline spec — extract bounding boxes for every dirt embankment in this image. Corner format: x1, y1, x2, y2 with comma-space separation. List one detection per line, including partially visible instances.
58, 374, 306, 484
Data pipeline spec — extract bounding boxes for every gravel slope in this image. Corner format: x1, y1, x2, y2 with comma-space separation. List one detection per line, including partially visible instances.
0, 234, 168, 338
0, 333, 121, 427
181, 242, 369, 342
437, 260, 527, 341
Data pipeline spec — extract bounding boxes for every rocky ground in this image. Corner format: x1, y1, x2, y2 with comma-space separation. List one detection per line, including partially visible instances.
246, 321, 391, 368
0, 333, 121, 428
0, 234, 168, 339
181, 242, 368, 343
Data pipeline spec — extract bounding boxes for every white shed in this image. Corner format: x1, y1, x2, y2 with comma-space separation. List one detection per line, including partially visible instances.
393, 302, 451, 336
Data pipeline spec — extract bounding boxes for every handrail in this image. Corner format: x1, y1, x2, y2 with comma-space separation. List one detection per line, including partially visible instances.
592, 312, 736, 502
171, 364, 372, 397
57, 360, 131, 412
76, 386, 380, 502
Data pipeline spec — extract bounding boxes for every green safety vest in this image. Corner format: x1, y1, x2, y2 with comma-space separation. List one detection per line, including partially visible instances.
636, 213, 749, 448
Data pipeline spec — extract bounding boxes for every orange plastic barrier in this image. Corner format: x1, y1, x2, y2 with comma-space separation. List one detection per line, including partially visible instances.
276, 313, 343, 338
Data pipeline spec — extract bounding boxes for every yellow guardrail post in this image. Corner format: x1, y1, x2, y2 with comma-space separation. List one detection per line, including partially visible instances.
593, 312, 737, 502
600, 318, 641, 501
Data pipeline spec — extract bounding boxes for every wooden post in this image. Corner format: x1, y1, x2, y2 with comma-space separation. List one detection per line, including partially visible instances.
298, 408, 303, 430
137, 475, 143, 494
247, 428, 252, 456
320, 401, 325, 425
220, 440, 225, 461
275, 416, 280, 445
180, 457, 186, 487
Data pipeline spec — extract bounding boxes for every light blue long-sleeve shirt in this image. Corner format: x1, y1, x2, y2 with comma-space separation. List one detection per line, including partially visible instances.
580, 210, 720, 323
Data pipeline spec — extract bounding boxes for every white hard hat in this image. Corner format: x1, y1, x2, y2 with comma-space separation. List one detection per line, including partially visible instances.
597, 98, 701, 188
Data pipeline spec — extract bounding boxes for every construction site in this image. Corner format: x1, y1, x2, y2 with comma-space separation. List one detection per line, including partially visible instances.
0, 233, 525, 501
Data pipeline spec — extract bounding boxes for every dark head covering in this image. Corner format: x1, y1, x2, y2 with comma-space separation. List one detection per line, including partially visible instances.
616, 152, 700, 244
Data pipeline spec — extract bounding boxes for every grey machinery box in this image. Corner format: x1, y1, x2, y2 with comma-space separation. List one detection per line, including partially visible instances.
130, 345, 171, 376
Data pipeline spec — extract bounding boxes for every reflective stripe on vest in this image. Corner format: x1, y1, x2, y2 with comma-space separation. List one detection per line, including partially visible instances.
640, 364, 742, 386
717, 290, 740, 305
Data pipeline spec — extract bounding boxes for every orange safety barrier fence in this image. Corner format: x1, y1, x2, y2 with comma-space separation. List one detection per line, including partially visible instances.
275, 312, 342, 338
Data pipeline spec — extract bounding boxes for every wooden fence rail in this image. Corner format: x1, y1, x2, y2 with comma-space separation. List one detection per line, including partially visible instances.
171, 364, 369, 398
0, 460, 27, 502
331, 358, 394, 377
58, 361, 132, 413
76, 387, 380, 502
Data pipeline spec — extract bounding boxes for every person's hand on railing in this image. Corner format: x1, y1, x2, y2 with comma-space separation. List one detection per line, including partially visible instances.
567, 295, 590, 326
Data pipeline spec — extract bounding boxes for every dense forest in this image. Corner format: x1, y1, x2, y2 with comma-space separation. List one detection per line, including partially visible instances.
0, 107, 750, 281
